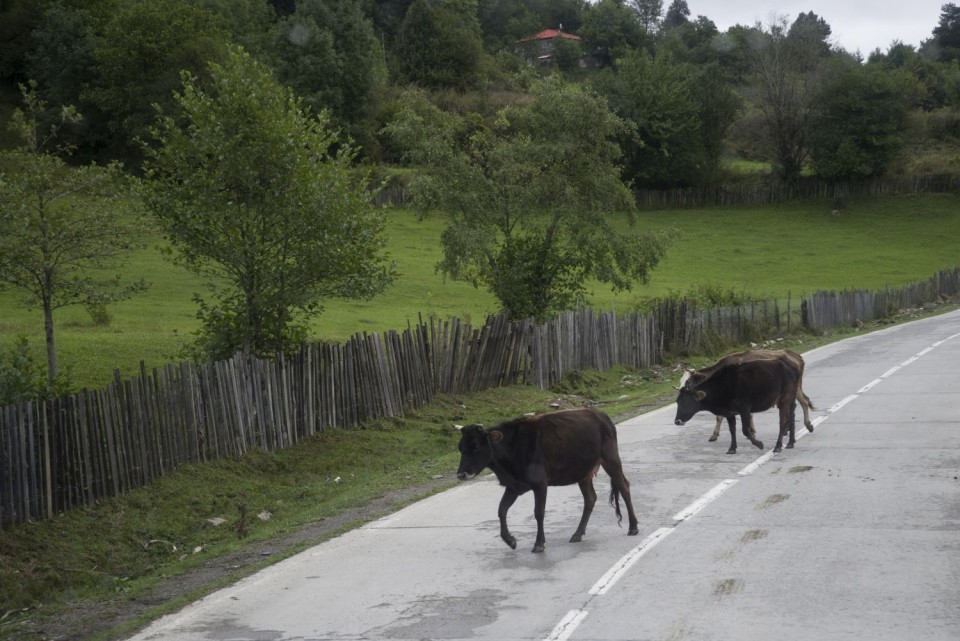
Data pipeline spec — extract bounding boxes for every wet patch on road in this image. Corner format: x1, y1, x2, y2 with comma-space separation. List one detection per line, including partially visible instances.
757, 493, 790, 509
789, 465, 814, 473
712, 578, 744, 598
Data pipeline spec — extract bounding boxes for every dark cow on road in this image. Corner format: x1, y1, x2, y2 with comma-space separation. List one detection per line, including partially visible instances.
456, 408, 640, 553
680, 349, 816, 443
674, 358, 802, 454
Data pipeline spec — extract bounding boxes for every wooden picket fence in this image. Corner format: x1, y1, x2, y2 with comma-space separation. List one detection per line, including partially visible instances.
2, 267, 958, 529
804, 267, 960, 329
0, 309, 662, 528
633, 174, 959, 209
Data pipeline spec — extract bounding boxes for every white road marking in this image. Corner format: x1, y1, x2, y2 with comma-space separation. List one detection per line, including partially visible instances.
673, 479, 739, 522
541, 330, 960, 640
588, 528, 673, 596
544, 609, 589, 641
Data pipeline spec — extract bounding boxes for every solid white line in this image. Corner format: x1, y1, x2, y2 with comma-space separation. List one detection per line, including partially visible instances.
901, 355, 919, 367
917, 346, 934, 357
858, 379, 883, 393
673, 479, 738, 522
588, 527, 673, 595
881, 365, 901, 378
544, 609, 589, 641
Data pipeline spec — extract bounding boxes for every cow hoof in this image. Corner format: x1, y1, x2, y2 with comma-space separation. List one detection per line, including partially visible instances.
503, 536, 517, 550
773, 445, 783, 453
569, 533, 583, 543
628, 525, 639, 536
754, 441, 764, 450
708, 435, 718, 442
786, 442, 795, 449
806, 423, 814, 432
532, 543, 545, 553
726, 448, 737, 454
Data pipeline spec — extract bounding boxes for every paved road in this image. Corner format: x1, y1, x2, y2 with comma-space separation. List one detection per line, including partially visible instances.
128, 310, 960, 641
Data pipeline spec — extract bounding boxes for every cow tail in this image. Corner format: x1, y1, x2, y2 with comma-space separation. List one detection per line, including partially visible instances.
609, 486, 624, 527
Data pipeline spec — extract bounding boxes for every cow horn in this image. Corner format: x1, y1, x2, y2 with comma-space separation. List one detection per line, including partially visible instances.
452, 424, 463, 431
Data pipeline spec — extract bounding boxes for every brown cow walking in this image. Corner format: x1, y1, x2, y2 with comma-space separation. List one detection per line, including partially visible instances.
681, 349, 815, 445
456, 408, 640, 553
674, 358, 803, 453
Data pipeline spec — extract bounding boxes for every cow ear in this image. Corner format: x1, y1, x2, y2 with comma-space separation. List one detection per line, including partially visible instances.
694, 390, 707, 401
487, 430, 504, 445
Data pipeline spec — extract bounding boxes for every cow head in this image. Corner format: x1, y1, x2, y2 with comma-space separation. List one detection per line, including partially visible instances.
674, 384, 707, 426
456, 423, 502, 480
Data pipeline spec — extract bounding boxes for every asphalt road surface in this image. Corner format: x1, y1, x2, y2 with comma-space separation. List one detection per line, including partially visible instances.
127, 309, 960, 641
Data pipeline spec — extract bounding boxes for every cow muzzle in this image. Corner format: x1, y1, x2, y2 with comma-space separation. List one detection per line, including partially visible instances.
674, 419, 686, 426
456, 471, 475, 481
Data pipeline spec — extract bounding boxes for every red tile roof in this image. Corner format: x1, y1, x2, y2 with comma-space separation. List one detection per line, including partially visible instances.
518, 29, 582, 43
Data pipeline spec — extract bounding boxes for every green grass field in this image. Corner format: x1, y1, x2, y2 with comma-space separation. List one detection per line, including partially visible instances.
1, 193, 958, 389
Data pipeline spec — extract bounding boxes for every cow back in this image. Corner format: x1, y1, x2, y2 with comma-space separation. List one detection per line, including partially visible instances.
490, 408, 615, 489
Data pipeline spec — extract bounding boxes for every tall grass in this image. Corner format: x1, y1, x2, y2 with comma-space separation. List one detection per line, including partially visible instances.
1, 193, 958, 389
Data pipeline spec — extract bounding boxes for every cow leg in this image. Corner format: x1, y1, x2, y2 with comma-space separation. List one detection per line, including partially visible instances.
726, 415, 738, 454
600, 459, 640, 536
570, 478, 597, 543
709, 416, 722, 442
799, 388, 815, 432
497, 489, 519, 550
786, 401, 798, 449
741, 413, 764, 450
532, 484, 548, 553
773, 402, 793, 453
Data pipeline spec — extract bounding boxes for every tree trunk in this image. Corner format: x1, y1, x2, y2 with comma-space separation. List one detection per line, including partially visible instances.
43, 294, 57, 389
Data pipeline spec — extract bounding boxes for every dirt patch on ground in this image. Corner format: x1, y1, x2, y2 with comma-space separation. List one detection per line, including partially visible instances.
11, 477, 457, 641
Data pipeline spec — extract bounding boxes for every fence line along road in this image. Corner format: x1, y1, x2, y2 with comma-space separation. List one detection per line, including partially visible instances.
2, 266, 959, 529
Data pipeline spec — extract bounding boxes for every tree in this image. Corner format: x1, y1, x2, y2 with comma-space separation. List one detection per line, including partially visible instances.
269, 0, 383, 140
581, 0, 649, 67
392, 0, 483, 89
384, 79, 670, 321
82, 0, 231, 163
141, 47, 394, 359
662, 0, 689, 31
931, 2, 960, 61
592, 51, 739, 188
630, 0, 663, 33
744, 15, 828, 182
0, 82, 147, 388
809, 61, 909, 180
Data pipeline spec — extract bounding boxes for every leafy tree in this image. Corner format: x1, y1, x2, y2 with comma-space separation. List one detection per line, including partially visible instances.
0, 82, 147, 387
191, 0, 275, 56
930, 2, 960, 61
592, 51, 738, 188
662, 0, 689, 31
743, 15, 828, 182
392, 0, 483, 89
141, 48, 394, 359
809, 62, 909, 180
269, 0, 383, 139
581, 0, 649, 67
630, 0, 662, 33
384, 79, 670, 321
82, 0, 231, 162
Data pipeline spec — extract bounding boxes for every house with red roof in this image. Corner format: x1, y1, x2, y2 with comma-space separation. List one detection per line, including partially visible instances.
515, 27, 590, 67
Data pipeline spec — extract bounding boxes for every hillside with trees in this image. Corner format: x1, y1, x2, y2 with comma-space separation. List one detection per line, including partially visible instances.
1, 0, 959, 393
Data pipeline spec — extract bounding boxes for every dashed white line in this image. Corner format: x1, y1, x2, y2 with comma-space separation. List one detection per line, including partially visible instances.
588, 527, 673, 595
540, 329, 960, 641
544, 609, 589, 641
673, 479, 739, 522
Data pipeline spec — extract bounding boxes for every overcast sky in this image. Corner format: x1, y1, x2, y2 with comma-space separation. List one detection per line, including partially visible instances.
686, 1, 946, 55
